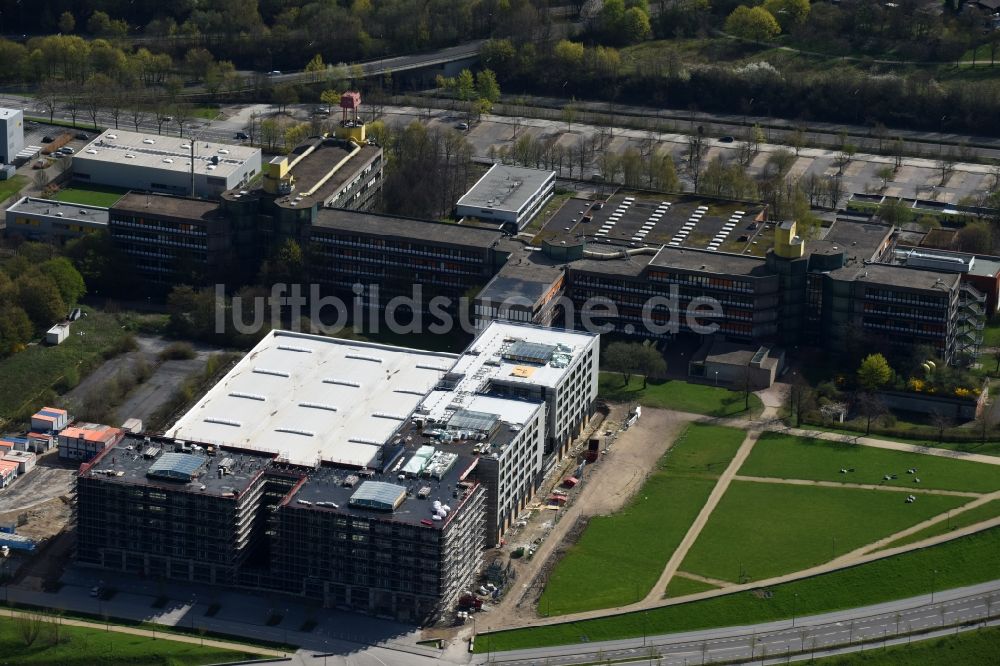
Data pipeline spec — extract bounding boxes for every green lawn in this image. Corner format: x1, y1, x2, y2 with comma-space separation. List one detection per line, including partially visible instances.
192, 106, 220, 120
0, 615, 256, 665
879, 500, 1000, 551
664, 576, 719, 598
0, 174, 27, 203
51, 184, 129, 207
538, 424, 745, 615
598, 373, 764, 417
680, 482, 968, 583
739, 433, 1000, 493
0, 309, 132, 423
803, 424, 1000, 458
477, 527, 1000, 653
811, 626, 1000, 665
984, 320, 1000, 349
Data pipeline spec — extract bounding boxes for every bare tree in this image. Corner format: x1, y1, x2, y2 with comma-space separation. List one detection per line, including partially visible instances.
930, 408, 952, 444
15, 612, 44, 647
855, 392, 887, 435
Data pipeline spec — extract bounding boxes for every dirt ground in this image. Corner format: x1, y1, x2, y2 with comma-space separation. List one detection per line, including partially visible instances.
0, 496, 71, 543
470, 405, 696, 632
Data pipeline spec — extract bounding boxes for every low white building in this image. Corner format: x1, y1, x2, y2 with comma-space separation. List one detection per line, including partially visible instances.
6, 197, 108, 244
456, 164, 555, 230
73, 130, 261, 199
0, 108, 24, 164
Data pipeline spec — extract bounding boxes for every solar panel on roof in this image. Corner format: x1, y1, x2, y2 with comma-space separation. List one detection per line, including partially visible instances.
349, 481, 407, 511
146, 452, 204, 482
449, 409, 500, 433
505, 340, 556, 364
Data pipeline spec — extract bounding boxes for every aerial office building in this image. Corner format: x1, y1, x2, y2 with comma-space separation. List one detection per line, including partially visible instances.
74, 130, 261, 199
455, 164, 555, 230
0, 108, 24, 164
6, 197, 108, 244
77, 323, 600, 621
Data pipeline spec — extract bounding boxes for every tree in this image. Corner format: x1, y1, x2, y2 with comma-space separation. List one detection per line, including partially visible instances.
0, 305, 33, 356
320, 89, 341, 111
762, 0, 810, 30
788, 375, 816, 427
634, 343, 666, 388
562, 102, 578, 132
725, 6, 781, 42
876, 166, 895, 191
856, 392, 887, 435
40, 258, 86, 305
604, 341, 638, 385
16, 274, 66, 328
955, 222, 993, 254
272, 84, 299, 114
58, 12, 76, 34
475, 69, 501, 104
15, 612, 44, 647
927, 408, 952, 444
87, 11, 112, 36
877, 199, 914, 226
857, 353, 892, 391
304, 54, 326, 83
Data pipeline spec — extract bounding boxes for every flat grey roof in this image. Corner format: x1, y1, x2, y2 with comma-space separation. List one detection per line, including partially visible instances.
166, 330, 458, 468
80, 434, 273, 497
834, 263, 962, 291
457, 164, 554, 213
272, 137, 382, 209
7, 197, 109, 224
477, 250, 565, 306
816, 219, 893, 262
112, 192, 222, 221
79, 129, 259, 180
312, 208, 504, 248
650, 246, 772, 278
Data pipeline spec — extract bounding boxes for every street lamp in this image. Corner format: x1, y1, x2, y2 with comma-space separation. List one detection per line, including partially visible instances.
931, 568, 938, 604
714, 370, 719, 386
792, 593, 799, 627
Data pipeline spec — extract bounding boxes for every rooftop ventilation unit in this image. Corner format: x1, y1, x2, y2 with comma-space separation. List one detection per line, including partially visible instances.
229, 391, 266, 401
323, 378, 360, 387
275, 427, 315, 437
277, 344, 313, 353
299, 402, 337, 412
204, 417, 242, 427
346, 353, 383, 363
253, 367, 290, 378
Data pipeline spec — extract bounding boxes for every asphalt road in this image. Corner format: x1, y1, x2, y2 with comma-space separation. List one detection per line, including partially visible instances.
472, 580, 1000, 665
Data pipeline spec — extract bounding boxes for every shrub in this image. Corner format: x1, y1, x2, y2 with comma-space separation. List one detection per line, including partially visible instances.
158, 341, 196, 361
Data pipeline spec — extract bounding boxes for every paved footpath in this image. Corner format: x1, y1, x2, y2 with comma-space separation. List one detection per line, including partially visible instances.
646, 430, 761, 602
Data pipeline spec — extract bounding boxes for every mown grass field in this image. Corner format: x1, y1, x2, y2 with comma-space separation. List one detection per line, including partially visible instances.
811, 625, 1000, 665
477, 527, 1000, 653
680, 482, 967, 584
51, 184, 129, 207
879, 500, 1000, 551
537, 424, 745, 615
739, 433, 1000, 493
598, 373, 764, 417
0, 174, 27, 203
663, 576, 719, 598
0, 615, 256, 665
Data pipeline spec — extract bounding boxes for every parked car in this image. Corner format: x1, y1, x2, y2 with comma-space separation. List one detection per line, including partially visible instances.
89, 586, 101, 597
75, 132, 89, 140
32, 160, 46, 169
41, 135, 54, 143
268, 70, 283, 76
456, 122, 469, 130
235, 132, 249, 140
51, 152, 64, 159
719, 136, 735, 143
59, 146, 75, 154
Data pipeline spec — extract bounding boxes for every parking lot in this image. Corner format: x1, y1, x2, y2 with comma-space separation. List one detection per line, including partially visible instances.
539, 192, 770, 254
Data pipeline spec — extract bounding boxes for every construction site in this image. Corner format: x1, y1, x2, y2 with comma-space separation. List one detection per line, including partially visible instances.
72, 323, 603, 624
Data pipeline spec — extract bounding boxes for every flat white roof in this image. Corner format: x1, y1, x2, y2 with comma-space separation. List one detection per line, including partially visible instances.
419, 322, 597, 424
457, 164, 554, 214
77, 129, 260, 180
166, 331, 457, 467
